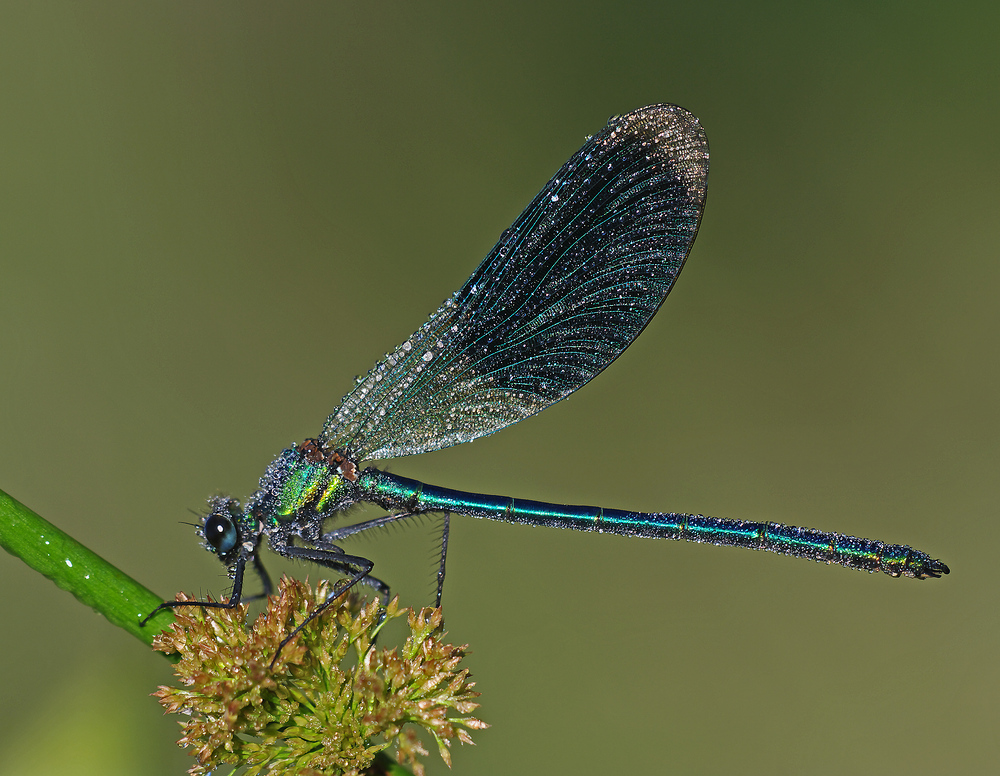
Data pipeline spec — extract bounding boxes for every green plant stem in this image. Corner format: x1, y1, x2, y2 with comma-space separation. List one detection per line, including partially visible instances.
0, 487, 174, 645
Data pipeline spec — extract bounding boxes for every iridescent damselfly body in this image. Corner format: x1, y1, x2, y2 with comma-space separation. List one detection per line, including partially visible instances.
142, 105, 948, 652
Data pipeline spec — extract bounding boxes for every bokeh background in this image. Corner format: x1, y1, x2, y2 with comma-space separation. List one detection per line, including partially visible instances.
1, 3, 996, 774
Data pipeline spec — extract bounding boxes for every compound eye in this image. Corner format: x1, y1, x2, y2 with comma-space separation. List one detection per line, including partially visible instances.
203, 513, 239, 555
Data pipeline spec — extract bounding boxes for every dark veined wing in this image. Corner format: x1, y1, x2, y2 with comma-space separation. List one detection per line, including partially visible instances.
323, 104, 709, 462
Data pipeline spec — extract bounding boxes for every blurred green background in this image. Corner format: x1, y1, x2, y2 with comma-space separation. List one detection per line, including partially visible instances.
1, 2, 996, 774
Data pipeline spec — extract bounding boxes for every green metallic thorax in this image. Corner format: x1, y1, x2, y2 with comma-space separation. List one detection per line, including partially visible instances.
276, 462, 344, 517
248, 444, 358, 529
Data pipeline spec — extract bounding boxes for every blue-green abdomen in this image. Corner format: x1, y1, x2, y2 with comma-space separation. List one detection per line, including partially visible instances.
359, 468, 947, 579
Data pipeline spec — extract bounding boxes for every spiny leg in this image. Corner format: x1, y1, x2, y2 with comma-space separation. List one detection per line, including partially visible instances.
436, 513, 450, 608
319, 511, 419, 542
320, 510, 451, 608
139, 555, 249, 626
270, 543, 377, 667
312, 534, 393, 606
314, 516, 410, 600
319, 512, 424, 607
235, 553, 276, 604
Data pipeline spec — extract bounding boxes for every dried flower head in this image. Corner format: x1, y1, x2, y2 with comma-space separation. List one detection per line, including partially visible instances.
152, 577, 486, 776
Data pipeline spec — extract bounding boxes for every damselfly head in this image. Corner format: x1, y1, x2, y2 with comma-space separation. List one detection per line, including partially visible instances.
199, 496, 246, 566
